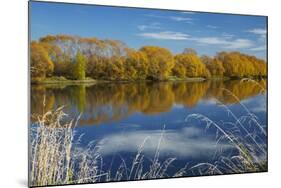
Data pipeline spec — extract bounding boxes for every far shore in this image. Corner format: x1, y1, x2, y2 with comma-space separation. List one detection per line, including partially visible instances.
31, 76, 267, 85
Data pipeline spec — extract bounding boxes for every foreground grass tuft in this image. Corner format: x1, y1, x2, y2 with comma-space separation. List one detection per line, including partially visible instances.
186, 79, 267, 175
29, 108, 185, 187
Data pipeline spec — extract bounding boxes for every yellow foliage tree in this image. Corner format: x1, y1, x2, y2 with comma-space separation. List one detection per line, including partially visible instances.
31, 35, 267, 81
174, 51, 210, 78
140, 46, 174, 80
201, 55, 225, 77
124, 49, 148, 80
30, 41, 54, 81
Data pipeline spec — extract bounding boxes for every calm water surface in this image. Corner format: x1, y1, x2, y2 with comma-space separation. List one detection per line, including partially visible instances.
31, 80, 267, 178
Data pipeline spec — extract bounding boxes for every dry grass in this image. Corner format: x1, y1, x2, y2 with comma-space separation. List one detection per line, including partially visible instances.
29, 108, 186, 187
185, 79, 267, 175
29, 106, 103, 186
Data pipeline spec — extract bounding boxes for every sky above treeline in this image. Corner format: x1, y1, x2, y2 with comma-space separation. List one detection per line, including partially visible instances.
30, 1, 267, 60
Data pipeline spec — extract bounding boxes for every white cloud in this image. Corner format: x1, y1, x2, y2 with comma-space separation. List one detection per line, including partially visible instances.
138, 31, 190, 40
247, 28, 267, 36
246, 28, 267, 53
145, 14, 193, 23
225, 39, 254, 49
137, 23, 161, 31
222, 33, 234, 39
193, 37, 228, 45
249, 46, 266, 51
145, 14, 164, 19
138, 25, 149, 31
206, 25, 218, 29
247, 28, 267, 41
137, 30, 254, 49
181, 11, 196, 14
191, 37, 253, 49
170, 16, 193, 24
170, 16, 192, 21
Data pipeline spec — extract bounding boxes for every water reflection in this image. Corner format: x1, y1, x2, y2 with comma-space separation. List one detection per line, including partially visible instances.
30, 80, 267, 186
31, 79, 266, 126
97, 127, 233, 158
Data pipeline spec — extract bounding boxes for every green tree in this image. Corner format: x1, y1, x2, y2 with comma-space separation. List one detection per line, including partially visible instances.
72, 51, 86, 80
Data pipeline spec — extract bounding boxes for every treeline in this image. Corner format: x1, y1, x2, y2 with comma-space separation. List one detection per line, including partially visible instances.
31, 35, 267, 82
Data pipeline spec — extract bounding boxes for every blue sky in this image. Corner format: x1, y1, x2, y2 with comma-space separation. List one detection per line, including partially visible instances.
30, 1, 267, 59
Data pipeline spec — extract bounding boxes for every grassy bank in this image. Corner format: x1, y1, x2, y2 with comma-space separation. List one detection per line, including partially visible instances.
31, 76, 98, 85
31, 76, 208, 85
31, 75, 267, 85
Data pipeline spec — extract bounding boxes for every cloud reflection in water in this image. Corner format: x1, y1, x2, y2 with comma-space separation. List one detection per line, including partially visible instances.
98, 127, 233, 158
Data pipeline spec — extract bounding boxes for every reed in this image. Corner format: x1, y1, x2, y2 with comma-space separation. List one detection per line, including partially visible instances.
185, 79, 267, 175
29, 108, 185, 187
29, 106, 104, 186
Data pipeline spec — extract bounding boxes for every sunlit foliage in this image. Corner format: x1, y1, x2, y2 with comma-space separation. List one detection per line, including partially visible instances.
31, 35, 267, 81
30, 41, 54, 81
216, 51, 266, 78
201, 55, 225, 77
140, 46, 174, 80
72, 51, 86, 80
124, 49, 149, 80
173, 50, 210, 78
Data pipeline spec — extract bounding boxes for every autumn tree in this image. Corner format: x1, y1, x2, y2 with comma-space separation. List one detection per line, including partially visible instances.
31, 34, 267, 81
173, 50, 210, 78
172, 62, 186, 78
201, 55, 225, 77
53, 54, 72, 78
216, 51, 266, 78
249, 56, 267, 76
124, 49, 148, 80
40, 35, 79, 58
87, 56, 107, 79
140, 46, 174, 80
183, 48, 197, 55
104, 57, 125, 80
30, 41, 54, 81
39, 35, 80, 78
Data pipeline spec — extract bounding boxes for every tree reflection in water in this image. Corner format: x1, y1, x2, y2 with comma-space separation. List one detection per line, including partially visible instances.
31, 79, 266, 126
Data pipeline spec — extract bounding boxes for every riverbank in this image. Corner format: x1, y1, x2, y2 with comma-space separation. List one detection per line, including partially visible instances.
31, 76, 98, 85
31, 76, 267, 85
